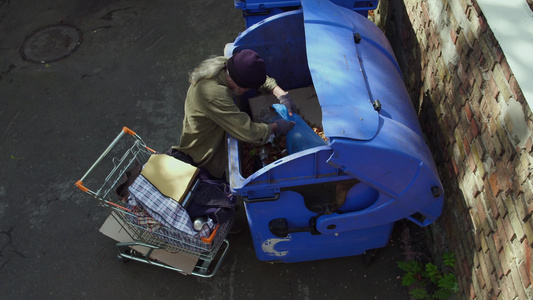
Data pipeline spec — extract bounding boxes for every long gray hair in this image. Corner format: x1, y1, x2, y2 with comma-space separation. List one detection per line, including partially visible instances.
189, 56, 228, 85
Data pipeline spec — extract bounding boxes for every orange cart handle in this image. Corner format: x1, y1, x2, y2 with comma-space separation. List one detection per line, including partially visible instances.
122, 126, 136, 136
201, 224, 219, 244
75, 180, 89, 192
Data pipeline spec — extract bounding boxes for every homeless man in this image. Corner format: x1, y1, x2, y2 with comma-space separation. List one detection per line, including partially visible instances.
173, 49, 296, 179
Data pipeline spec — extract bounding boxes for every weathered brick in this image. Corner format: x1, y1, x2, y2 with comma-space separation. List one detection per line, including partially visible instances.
473, 244, 481, 266
519, 242, 532, 288
509, 74, 525, 102
524, 219, 533, 246
496, 195, 509, 220
508, 204, 526, 242
489, 172, 502, 197
461, 255, 470, 278
463, 173, 478, 208
470, 277, 478, 299
459, 0, 472, 15
464, 135, 471, 156
457, 275, 467, 298
514, 194, 529, 223
467, 152, 476, 172
477, 198, 493, 235
486, 93, 502, 121
470, 61, 484, 88
484, 238, 497, 272
451, 99, 461, 126
499, 172, 514, 199
471, 117, 480, 138
487, 233, 504, 277
488, 271, 502, 297
478, 249, 494, 291
492, 63, 512, 102
464, 118, 474, 143
479, 34, 497, 71
454, 129, 466, 160
457, 61, 469, 86
499, 280, 510, 299
478, 13, 488, 33
500, 57, 512, 82
493, 38, 505, 63
480, 91, 491, 118
512, 237, 525, 265
502, 215, 517, 242
451, 155, 460, 177
472, 208, 483, 236
475, 266, 487, 290
436, 56, 449, 83
493, 228, 504, 253
473, 179, 483, 200
503, 271, 519, 299
472, 139, 487, 179
486, 74, 499, 100
526, 137, 533, 153
450, 27, 458, 44
480, 125, 496, 157
456, 30, 471, 59
509, 263, 529, 299
496, 121, 516, 160
492, 130, 505, 158
516, 152, 532, 185
483, 178, 501, 219
498, 247, 512, 277
465, 25, 477, 49
465, 101, 473, 121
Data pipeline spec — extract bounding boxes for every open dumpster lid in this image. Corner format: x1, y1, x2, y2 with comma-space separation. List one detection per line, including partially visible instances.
302, 0, 379, 141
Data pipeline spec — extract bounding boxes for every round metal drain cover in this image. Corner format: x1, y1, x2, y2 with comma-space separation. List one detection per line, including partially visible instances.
21, 24, 82, 63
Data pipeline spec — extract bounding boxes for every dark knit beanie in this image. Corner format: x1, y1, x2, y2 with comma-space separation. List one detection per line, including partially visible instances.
227, 49, 266, 89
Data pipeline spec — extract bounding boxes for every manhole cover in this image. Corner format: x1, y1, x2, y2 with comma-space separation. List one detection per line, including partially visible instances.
21, 24, 82, 63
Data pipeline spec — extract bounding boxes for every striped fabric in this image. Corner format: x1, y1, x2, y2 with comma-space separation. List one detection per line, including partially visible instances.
128, 174, 212, 238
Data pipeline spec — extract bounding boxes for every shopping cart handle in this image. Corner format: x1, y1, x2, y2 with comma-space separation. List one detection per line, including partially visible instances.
201, 224, 219, 244
75, 180, 89, 192
122, 126, 136, 136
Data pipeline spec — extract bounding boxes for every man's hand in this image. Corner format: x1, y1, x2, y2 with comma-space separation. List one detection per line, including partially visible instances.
278, 93, 296, 116
272, 119, 296, 135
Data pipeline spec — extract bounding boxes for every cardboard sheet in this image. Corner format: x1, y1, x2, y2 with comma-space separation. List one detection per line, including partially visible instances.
140, 154, 199, 204
99, 213, 199, 274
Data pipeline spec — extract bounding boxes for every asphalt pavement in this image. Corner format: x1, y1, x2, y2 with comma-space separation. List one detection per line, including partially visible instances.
0, 1, 412, 299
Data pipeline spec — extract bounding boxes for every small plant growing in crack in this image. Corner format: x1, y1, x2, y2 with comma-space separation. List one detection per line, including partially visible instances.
397, 252, 459, 299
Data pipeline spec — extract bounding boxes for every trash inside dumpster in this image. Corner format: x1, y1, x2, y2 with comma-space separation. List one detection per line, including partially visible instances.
226, 0, 444, 263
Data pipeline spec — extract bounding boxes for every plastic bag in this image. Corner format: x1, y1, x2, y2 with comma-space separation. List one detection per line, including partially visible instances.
273, 104, 327, 154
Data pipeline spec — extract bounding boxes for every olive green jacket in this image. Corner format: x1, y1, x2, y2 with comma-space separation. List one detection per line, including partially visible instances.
175, 68, 278, 178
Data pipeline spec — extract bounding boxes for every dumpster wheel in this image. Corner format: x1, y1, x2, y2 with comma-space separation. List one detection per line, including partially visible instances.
362, 249, 378, 266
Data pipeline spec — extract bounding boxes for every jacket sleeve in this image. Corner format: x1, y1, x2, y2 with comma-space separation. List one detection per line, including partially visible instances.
258, 76, 278, 94
206, 95, 272, 145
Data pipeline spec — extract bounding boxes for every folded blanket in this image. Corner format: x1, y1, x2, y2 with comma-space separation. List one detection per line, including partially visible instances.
128, 175, 212, 237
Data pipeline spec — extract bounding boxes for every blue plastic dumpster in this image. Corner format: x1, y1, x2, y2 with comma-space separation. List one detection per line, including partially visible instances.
234, 0, 378, 28
226, 0, 444, 263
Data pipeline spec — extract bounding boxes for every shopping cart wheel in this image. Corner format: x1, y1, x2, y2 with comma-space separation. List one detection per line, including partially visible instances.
117, 248, 136, 262
116, 254, 130, 262
362, 249, 378, 266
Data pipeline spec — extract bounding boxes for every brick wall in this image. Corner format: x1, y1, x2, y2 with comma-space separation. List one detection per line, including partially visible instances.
373, 0, 533, 298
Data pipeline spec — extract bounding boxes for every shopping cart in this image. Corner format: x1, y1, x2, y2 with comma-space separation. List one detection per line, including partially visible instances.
75, 127, 233, 277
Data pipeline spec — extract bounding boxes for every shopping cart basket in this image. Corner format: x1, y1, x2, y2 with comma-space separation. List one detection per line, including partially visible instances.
75, 127, 233, 277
